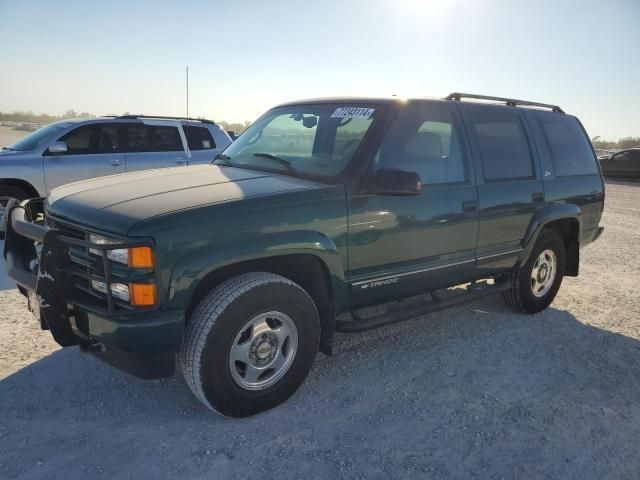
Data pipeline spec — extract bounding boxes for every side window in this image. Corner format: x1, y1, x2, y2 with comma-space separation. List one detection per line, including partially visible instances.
184, 125, 216, 150
535, 111, 598, 176
60, 126, 93, 154
125, 125, 182, 152
375, 103, 466, 185
126, 125, 149, 152
95, 126, 120, 153
149, 126, 182, 152
468, 106, 533, 181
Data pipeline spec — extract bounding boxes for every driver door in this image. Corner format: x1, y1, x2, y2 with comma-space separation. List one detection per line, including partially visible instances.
347, 101, 479, 307
43, 124, 126, 192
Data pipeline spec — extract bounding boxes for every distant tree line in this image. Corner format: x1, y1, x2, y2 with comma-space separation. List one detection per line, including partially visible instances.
0, 110, 92, 124
592, 136, 640, 150
0, 111, 253, 134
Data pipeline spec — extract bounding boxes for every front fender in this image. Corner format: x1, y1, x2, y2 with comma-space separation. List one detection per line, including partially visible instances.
167, 229, 346, 311
520, 204, 581, 264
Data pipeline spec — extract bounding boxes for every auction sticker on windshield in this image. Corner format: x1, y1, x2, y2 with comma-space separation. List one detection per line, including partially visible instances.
330, 107, 375, 119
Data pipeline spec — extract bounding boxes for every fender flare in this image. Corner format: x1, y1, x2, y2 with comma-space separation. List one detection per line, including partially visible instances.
520, 204, 582, 265
166, 229, 346, 313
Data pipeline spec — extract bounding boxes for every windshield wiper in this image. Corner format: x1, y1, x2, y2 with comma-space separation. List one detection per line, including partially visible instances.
1, 146, 13, 151
213, 153, 232, 165
252, 152, 295, 171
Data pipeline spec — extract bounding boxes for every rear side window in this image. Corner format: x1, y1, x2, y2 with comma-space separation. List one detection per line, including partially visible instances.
126, 125, 183, 152
536, 112, 598, 176
467, 106, 533, 181
149, 126, 182, 151
96, 126, 120, 153
184, 125, 215, 150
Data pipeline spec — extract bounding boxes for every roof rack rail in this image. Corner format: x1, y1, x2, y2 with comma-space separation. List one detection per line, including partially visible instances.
444, 92, 564, 113
114, 115, 215, 124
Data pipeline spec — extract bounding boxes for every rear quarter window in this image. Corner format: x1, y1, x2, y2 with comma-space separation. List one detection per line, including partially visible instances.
467, 105, 534, 181
535, 111, 598, 176
184, 125, 215, 150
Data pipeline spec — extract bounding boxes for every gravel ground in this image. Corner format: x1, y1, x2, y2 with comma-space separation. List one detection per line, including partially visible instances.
0, 126, 29, 147
1, 181, 639, 480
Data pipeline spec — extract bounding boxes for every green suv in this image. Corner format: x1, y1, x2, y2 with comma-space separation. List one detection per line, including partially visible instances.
4, 94, 605, 416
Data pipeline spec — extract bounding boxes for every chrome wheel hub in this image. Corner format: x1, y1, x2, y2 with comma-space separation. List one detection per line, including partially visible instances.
530, 249, 557, 298
229, 311, 298, 391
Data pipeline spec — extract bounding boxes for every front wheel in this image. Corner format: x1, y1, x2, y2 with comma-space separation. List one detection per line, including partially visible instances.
502, 230, 566, 314
180, 272, 320, 417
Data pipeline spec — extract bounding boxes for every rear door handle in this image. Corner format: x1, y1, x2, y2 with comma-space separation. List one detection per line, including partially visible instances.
110, 159, 121, 166
462, 200, 478, 212
175, 158, 187, 166
532, 192, 545, 203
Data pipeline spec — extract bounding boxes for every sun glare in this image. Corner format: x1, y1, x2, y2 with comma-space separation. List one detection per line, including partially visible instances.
394, 0, 457, 19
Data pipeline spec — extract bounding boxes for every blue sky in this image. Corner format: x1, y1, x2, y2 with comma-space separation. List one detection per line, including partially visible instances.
1, 0, 638, 140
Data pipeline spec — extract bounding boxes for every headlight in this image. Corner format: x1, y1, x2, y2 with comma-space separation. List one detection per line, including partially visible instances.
89, 234, 154, 268
91, 280, 130, 302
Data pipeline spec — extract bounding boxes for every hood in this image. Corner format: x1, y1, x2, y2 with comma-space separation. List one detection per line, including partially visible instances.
46, 164, 329, 234
0, 148, 27, 157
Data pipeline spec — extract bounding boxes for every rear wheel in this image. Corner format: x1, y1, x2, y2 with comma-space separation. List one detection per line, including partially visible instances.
502, 230, 566, 313
180, 272, 320, 417
0, 186, 29, 240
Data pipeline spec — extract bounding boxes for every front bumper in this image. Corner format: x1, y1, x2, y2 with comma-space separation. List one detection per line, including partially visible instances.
3, 199, 183, 378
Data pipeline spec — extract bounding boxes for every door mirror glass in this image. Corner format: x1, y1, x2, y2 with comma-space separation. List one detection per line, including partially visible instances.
367, 168, 422, 196
48, 141, 68, 154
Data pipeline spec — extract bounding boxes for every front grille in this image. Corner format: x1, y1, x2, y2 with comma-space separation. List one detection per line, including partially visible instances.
45, 214, 139, 314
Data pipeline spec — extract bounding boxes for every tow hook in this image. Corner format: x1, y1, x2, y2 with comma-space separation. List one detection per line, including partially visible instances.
80, 341, 104, 353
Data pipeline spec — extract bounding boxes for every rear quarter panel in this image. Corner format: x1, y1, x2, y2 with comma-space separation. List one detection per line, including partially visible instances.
523, 110, 604, 244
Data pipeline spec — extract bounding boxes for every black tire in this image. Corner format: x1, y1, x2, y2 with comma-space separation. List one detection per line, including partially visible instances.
180, 272, 320, 417
502, 229, 566, 314
0, 185, 29, 240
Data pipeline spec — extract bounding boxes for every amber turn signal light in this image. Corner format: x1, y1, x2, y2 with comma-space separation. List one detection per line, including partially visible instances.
130, 283, 157, 306
128, 247, 154, 268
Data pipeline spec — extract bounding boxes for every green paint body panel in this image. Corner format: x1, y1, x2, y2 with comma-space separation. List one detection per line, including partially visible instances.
14, 98, 604, 372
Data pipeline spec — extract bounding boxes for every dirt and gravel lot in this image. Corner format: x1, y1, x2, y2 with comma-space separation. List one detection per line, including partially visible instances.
1, 181, 639, 480
0, 126, 29, 147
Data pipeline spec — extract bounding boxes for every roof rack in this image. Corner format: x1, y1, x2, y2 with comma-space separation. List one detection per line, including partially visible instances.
114, 115, 215, 124
444, 92, 564, 113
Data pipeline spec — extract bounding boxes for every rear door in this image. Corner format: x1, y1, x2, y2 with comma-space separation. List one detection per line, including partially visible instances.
630, 150, 640, 179
182, 124, 220, 164
124, 122, 189, 172
458, 104, 544, 273
43, 123, 126, 191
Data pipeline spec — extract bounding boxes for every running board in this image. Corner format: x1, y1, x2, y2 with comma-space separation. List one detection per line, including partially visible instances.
335, 280, 509, 333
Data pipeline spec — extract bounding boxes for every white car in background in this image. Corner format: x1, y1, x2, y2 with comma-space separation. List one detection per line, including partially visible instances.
0, 115, 233, 235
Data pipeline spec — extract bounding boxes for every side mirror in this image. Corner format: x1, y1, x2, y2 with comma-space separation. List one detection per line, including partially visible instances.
367, 168, 422, 196
48, 141, 68, 154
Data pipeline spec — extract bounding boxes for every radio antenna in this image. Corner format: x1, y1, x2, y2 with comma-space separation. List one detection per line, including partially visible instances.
186, 66, 189, 120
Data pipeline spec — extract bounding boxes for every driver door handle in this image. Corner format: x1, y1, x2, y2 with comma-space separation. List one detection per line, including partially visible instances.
175, 158, 187, 166
462, 200, 478, 212
110, 159, 121, 166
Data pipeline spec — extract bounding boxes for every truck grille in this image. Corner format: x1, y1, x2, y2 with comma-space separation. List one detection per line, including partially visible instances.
45, 214, 137, 314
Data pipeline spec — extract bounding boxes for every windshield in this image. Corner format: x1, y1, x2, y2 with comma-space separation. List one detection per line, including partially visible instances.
6, 122, 69, 151
216, 103, 379, 179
